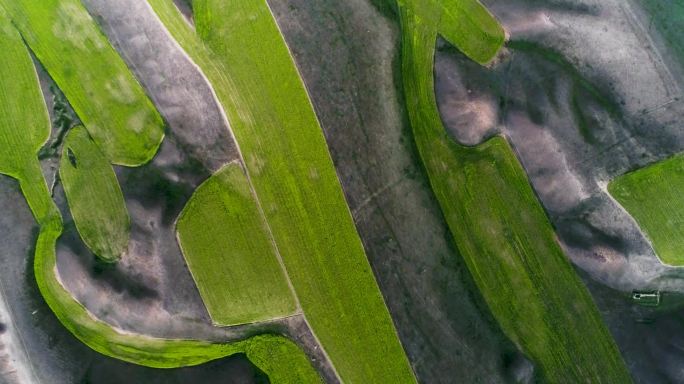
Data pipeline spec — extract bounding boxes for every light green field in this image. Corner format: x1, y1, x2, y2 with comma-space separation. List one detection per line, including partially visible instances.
0, 0, 164, 166
0, 12, 320, 381
398, 1, 632, 382
609, 155, 684, 266
60, 126, 130, 263
147, 0, 415, 382
176, 163, 297, 325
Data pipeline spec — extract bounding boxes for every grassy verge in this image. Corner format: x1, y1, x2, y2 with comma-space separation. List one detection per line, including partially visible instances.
147, 1, 416, 382
0, 0, 164, 166
176, 163, 297, 325
398, 2, 632, 382
60, 126, 130, 263
0, 10, 320, 381
609, 155, 684, 266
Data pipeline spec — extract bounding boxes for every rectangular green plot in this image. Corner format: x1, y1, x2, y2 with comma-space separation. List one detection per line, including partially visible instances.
176, 163, 297, 325
609, 155, 684, 266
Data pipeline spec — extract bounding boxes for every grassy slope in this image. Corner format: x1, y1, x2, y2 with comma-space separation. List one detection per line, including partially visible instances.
0, 11, 320, 381
609, 155, 684, 266
0, 0, 164, 166
60, 126, 130, 263
176, 163, 297, 325
398, 2, 632, 383
147, 1, 416, 382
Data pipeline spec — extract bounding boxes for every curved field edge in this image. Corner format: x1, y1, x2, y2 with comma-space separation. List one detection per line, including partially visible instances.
0, 0, 165, 166
176, 162, 297, 326
147, 0, 416, 382
608, 154, 684, 266
398, 2, 632, 383
0, 11, 320, 382
60, 126, 130, 263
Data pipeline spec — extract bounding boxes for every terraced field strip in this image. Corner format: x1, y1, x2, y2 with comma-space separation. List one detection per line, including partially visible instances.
60, 126, 130, 263
146, 0, 416, 382
176, 163, 297, 325
609, 155, 684, 266
0, 8, 320, 381
0, 0, 164, 166
398, 1, 632, 382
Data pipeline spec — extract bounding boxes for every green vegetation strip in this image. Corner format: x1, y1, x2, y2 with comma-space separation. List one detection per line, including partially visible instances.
0, 6, 57, 225
609, 155, 684, 266
398, 2, 632, 382
147, 1, 415, 382
0, 0, 164, 166
177, 163, 297, 325
60, 126, 130, 263
0, 12, 320, 381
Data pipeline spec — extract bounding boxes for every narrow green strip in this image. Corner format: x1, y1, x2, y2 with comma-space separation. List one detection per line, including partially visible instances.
398, 4, 632, 383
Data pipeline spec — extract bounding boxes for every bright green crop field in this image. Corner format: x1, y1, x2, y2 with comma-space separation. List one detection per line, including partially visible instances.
0, 9, 320, 381
60, 126, 130, 263
177, 163, 297, 325
147, 1, 416, 382
609, 155, 684, 266
398, 1, 632, 382
0, 0, 164, 166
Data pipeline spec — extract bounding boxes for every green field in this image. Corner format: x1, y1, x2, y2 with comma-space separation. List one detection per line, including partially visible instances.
0, 10, 320, 381
147, 0, 416, 382
60, 126, 130, 263
398, 1, 632, 382
176, 163, 297, 325
609, 155, 684, 266
0, 0, 164, 166
639, 0, 684, 65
